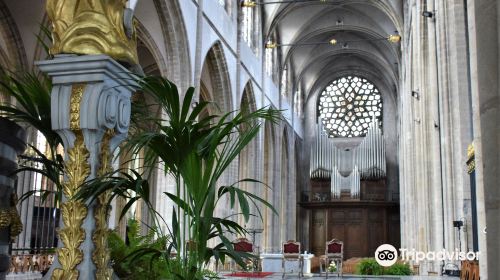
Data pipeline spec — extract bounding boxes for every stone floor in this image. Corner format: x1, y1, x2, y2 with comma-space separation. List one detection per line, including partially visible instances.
5, 272, 456, 280
6, 272, 43, 279
220, 274, 455, 280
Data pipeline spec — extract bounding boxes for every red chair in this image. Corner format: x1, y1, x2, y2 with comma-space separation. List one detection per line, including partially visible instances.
320, 239, 343, 278
282, 240, 303, 279
232, 238, 260, 273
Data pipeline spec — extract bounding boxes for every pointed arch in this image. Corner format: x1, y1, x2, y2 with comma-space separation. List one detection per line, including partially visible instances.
152, 0, 191, 90
238, 82, 258, 177
200, 41, 233, 113
263, 118, 279, 252
294, 134, 306, 246
240, 81, 257, 115
0, 0, 27, 70
280, 126, 290, 243
136, 21, 167, 77
237, 82, 260, 231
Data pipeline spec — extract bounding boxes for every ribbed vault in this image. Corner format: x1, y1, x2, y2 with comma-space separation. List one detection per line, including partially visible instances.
262, 0, 402, 107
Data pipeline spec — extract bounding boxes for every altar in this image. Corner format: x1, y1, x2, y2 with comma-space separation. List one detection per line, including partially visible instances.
260, 253, 314, 276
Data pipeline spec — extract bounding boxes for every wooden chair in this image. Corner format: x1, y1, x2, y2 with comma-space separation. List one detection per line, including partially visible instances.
471, 261, 479, 280
320, 239, 343, 278
282, 240, 303, 279
232, 237, 260, 273
461, 260, 471, 280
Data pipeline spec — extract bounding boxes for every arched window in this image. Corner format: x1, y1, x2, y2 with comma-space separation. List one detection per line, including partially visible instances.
294, 88, 302, 116
242, 5, 254, 48
265, 47, 273, 76
280, 66, 288, 97
318, 76, 382, 137
218, 0, 231, 14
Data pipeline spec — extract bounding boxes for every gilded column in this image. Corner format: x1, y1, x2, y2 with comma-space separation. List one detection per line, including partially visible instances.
40, 1, 139, 279
52, 131, 90, 280
38, 55, 136, 280
92, 130, 114, 280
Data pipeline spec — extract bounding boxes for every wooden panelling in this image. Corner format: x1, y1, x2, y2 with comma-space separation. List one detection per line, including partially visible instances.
311, 210, 326, 254
306, 178, 399, 258
309, 206, 399, 258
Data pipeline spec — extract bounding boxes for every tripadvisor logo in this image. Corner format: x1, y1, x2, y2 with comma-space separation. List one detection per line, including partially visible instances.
375, 244, 398, 267
374, 244, 481, 266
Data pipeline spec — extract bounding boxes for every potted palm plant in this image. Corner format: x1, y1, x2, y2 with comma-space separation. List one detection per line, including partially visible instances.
78, 76, 281, 279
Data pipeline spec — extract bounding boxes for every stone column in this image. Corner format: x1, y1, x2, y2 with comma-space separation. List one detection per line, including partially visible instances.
0, 117, 27, 280
36, 55, 136, 280
466, 0, 500, 279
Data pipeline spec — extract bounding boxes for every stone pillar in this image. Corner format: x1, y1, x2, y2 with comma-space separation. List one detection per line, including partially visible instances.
0, 117, 27, 280
36, 55, 136, 280
466, 0, 500, 279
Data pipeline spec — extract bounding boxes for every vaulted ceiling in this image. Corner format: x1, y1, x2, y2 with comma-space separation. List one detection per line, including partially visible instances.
262, 0, 403, 104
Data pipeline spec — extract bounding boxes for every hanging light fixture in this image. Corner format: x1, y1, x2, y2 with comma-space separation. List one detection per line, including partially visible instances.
265, 37, 337, 48
242, 0, 327, 7
265, 34, 401, 49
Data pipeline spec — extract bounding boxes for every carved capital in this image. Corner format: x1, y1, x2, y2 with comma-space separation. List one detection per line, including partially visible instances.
37, 55, 135, 279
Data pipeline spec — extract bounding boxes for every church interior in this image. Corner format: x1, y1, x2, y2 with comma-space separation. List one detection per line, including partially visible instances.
0, 0, 499, 279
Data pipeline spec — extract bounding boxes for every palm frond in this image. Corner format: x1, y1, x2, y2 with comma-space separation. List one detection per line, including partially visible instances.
0, 72, 61, 148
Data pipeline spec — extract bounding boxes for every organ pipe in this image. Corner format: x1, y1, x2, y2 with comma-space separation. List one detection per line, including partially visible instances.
310, 117, 386, 195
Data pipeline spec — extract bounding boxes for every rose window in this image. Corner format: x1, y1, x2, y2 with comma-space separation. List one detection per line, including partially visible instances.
318, 76, 382, 137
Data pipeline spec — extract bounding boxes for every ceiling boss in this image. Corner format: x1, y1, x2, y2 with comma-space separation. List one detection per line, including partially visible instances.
46, 0, 139, 65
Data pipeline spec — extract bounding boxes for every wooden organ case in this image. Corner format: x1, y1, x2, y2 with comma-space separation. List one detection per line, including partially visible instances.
302, 119, 400, 259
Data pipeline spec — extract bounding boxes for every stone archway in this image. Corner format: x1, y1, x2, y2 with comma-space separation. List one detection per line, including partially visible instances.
237, 82, 259, 230
199, 41, 234, 228
280, 127, 291, 243
263, 119, 279, 252
200, 41, 233, 113
0, 0, 27, 71
151, 0, 191, 90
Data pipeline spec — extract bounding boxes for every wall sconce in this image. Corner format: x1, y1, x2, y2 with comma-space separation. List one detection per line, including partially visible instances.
265, 40, 277, 49
387, 34, 401, 43
422, 11, 435, 18
453, 220, 464, 251
265, 34, 400, 49
411, 90, 420, 100
453, 220, 464, 229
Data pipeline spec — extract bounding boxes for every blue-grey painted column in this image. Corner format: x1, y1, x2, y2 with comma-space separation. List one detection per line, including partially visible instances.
37, 55, 136, 280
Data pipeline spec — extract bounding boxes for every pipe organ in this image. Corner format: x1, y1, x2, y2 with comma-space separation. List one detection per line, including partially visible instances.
303, 118, 399, 261
331, 166, 360, 199
310, 117, 386, 199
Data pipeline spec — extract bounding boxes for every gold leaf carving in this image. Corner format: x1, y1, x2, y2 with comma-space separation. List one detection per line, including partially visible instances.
46, 0, 138, 64
52, 268, 79, 280
92, 130, 114, 279
70, 84, 85, 131
467, 143, 475, 161
0, 193, 23, 241
52, 132, 89, 280
467, 143, 475, 174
